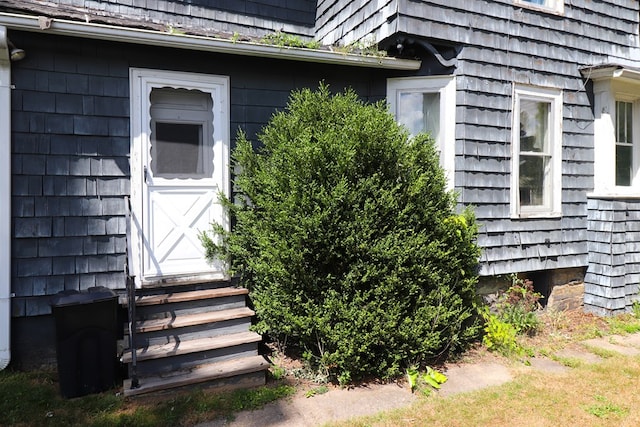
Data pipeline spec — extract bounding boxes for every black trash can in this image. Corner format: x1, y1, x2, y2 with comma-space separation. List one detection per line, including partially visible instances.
51, 287, 119, 398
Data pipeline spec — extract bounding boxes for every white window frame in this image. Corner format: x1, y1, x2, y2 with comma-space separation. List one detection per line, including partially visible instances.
613, 98, 639, 187
510, 85, 563, 218
515, 0, 564, 14
387, 76, 456, 190
591, 75, 640, 196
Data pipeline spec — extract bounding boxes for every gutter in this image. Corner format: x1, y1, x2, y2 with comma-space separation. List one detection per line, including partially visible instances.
0, 12, 421, 70
0, 25, 11, 370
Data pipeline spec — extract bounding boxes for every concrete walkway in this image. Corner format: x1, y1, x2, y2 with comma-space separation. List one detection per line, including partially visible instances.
200, 333, 640, 427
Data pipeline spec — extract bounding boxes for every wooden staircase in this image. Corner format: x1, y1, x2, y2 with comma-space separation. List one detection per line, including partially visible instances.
121, 282, 269, 397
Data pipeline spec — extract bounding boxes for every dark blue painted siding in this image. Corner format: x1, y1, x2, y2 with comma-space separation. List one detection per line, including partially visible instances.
9, 30, 396, 319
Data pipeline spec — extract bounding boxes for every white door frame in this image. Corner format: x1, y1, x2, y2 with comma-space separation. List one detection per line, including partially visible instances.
129, 68, 230, 286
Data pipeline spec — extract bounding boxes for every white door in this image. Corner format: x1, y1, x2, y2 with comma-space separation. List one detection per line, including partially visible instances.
130, 69, 230, 285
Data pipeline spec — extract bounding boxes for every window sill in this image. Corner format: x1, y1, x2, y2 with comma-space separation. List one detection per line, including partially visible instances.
512, 211, 562, 219
514, 0, 564, 15
587, 191, 640, 200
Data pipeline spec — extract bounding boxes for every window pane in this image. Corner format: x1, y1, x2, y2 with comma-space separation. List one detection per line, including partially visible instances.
153, 123, 203, 176
616, 101, 633, 144
519, 99, 549, 153
616, 144, 633, 186
522, 0, 557, 7
149, 87, 214, 179
398, 92, 440, 142
519, 155, 548, 206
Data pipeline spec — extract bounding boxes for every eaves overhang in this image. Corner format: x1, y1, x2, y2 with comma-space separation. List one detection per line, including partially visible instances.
0, 12, 422, 71
580, 64, 640, 84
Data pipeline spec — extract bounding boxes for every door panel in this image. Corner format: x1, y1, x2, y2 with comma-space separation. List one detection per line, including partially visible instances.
130, 69, 230, 285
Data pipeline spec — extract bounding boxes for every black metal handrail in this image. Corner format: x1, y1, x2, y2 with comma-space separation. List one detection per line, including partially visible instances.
124, 196, 139, 389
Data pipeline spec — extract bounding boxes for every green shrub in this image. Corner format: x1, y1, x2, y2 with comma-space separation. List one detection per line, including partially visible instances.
201, 84, 482, 382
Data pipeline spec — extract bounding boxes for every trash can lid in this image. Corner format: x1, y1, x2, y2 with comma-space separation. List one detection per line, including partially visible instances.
51, 287, 117, 307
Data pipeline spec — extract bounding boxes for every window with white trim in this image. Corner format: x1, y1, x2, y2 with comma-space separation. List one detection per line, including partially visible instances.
615, 100, 635, 186
387, 76, 456, 189
515, 0, 564, 14
511, 85, 562, 217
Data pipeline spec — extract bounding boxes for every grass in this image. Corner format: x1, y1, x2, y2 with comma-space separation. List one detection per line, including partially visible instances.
328, 353, 640, 426
324, 309, 640, 427
0, 369, 294, 426
4, 308, 640, 426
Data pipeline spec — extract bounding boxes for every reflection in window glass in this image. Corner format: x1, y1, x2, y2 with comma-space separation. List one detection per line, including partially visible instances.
615, 101, 633, 186
519, 99, 551, 207
149, 88, 214, 179
398, 92, 440, 143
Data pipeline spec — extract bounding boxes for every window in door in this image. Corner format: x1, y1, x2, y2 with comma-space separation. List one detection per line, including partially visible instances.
150, 88, 214, 179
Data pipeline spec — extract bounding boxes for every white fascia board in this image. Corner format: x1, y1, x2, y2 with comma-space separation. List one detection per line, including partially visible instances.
0, 12, 421, 71
582, 65, 640, 84
0, 25, 11, 370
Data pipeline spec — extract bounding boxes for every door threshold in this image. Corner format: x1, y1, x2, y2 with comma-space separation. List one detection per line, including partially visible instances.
140, 273, 230, 288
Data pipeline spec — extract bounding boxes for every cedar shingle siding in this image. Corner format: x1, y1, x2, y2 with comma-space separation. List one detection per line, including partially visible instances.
8, 30, 395, 320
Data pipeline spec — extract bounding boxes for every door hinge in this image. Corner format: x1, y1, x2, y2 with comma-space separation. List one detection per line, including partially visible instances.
143, 165, 148, 183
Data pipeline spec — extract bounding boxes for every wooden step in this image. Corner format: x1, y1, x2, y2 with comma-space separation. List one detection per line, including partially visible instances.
123, 355, 269, 397
129, 287, 249, 307
122, 331, 262, 363
133, 307, 255, 333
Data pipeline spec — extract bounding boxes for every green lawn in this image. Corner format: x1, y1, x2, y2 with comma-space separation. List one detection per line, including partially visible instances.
0, 369, 293, 426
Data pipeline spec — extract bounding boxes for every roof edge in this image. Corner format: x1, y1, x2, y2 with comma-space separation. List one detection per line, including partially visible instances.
0, 12, 421, 70
580, 64, 640, 83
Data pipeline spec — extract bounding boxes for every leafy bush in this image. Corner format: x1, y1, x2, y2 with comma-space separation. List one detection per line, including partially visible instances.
482, 276, 543, 356
201, 84, 482, 382
496, 276, 542, 334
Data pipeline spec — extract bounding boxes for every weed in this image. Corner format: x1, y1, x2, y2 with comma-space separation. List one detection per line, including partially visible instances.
633, 299, 640, 319
481, 308, 520, 356
584, 345, 616, 359
606, 314, 640, 334
585, 395, 628, 418
406, 366, 447, 394
260, 31, 321, 49
305, 385, 329, 398
552, 355, 583, 368
332, 37, 388, 57
269, 364, 287, 380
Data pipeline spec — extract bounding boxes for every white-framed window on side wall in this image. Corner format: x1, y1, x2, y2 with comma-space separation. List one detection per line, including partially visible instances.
583, 66, 640, 195
515, 0, 564, 14
614, 99, 637, 187
511, 85, 563, 218
387, 76, 456, 189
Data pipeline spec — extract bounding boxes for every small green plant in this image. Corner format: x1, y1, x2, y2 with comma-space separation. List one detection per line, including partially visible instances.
481, 308, 520, 356
269, 364, 287, 380
585, 395, 628, 418
260, 31, 321, 49
305, 385, 329, 398
333, 37, 387, 57
482, 275, 542, 356
633, 299, 640, 319
406, 366, 447, 394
